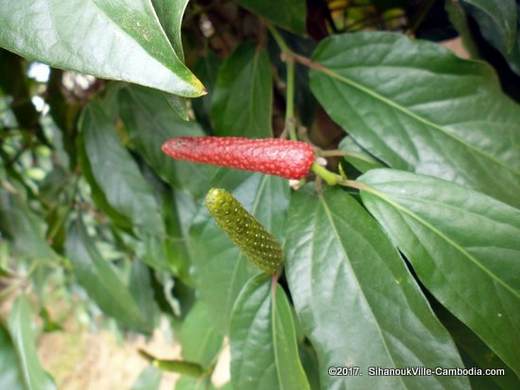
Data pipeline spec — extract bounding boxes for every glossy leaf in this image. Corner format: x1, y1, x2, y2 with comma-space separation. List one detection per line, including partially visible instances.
211, 43, 273, 138
0, 0, 204, 96
237, 0, 306, 34
0, 325, 24, 390
436, 304, 520, 389
285, 185, 469, 389
230, 275, 310, 389
7, 296, 56, 390
179, 302, 223, 369
358, 169, 520, 375
65, 219, 149, 332
131, 365, 162, 390
310, 32, 520, 207
80, 101, 164, 236
150, 0, 189, 59
118, 84, 218, 199
189, 173, 290, 332
462, 0, 517, 53
338, 136, 384, 173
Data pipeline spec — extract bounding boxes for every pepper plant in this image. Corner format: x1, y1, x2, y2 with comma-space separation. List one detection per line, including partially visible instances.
0, 0, 519, 389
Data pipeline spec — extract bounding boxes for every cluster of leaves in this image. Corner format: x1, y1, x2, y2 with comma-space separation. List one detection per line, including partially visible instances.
0, 0, 519, 389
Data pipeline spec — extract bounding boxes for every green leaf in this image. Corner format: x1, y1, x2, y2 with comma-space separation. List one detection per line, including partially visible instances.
176, 377, 214, 390
131, 365, 162, 390
309, 32, 520, 207
436, 303, 520, 389
179, 302, 223, 369
65, 219, 149, 332
0, 189, 59, 262
139, 350, 205, 377
357, 169, 520, 376
211, 43, 273, 138
0, 0, 204, 96
285, 185, 469, 389
230, 275, 310, 389
150, 0, 189, 60
129, 260, 160, 330
338, 136, 384, 173
7, 296, 56, 390
237, 0, 306, 34
462, 0, 517, 53
193, 52, 221, 132
80, 101, 164, 236
189, 174, 290, 332
445, 0, 479, 58
0, 325, 24, 390
118, 85, 217, 199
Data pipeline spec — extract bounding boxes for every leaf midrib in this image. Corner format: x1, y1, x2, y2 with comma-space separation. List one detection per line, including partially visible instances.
312, 62, 519, 176
361, 185, 520, 300
319, 193, 409, 390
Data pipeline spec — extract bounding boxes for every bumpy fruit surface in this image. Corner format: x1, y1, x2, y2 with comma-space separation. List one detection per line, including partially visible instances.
205, 188, 283, 274
162, 136, 314, 180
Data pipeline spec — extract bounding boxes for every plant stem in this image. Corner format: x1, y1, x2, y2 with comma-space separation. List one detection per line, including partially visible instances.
285, 58, 297, 140
311, 162, 343, 186
266, 23, 298, 140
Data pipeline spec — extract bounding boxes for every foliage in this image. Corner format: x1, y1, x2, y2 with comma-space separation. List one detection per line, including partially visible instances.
0, 0, 519, 389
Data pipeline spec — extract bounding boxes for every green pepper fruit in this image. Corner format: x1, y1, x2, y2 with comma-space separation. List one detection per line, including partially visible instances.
205, 188, 283, 275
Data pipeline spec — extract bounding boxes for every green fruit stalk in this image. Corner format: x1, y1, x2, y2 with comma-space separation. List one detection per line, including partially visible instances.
205, 188, 283, 274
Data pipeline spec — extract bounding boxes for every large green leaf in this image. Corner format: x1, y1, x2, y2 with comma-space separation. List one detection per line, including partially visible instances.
237, 0, 306, 34
80, 100, 164, 236
0, 0, 204, 96
0, 325, 24, 390
211, 43, 273, 138
118, 85, 218, 199
189, 173, 290, 332
357, 169, 520, 376
178, 301, 223, 369
65, 219, 150, 332
285, 185, 469, 389
7, 296, 56, 390
230, 275, 310, 389
309, 32, 520, 207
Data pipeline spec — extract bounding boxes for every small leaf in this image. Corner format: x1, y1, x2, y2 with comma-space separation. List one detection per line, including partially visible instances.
211, 43, 273, 138
0, 325, 24, 390
237, 0, 306, 34
338, 136, 384, 173
189, 174, 290, 332
230, 275, 310, 389
80, 100, 164, 236
139, 350, 205, 377
285, 185, 469, 389
179, 302, 223, 369
0, 189, 59, 263
310, 32, 520, 207
131, 365, 162, 390
7, 296, 56, 390
358, 169, 520, 376
0, 0, 204, 96
65, 219, 149, 332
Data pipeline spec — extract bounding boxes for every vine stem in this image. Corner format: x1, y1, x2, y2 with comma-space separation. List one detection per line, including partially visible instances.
266, 23, 297, 140
312, 162, 369, 191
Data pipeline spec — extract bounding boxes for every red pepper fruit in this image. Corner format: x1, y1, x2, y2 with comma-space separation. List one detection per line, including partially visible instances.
162, 136, 315, 180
